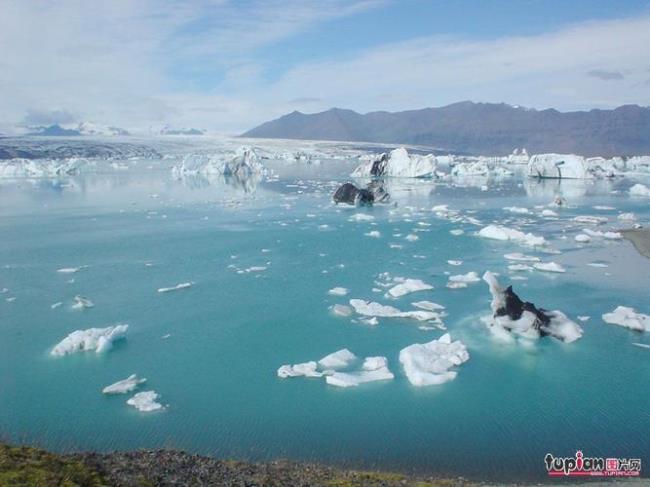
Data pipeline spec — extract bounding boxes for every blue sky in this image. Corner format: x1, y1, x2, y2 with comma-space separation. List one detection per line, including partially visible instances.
1, 0, 650, 133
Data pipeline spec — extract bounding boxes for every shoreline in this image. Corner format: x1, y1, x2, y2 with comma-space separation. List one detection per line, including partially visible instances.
2, 443, 647, 486
621, 228, 650, 259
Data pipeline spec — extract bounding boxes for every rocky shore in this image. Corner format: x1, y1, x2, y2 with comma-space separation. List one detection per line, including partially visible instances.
1, 443, 473, 486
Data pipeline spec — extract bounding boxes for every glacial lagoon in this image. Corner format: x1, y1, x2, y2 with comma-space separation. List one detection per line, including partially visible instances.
1, 138, 649, 481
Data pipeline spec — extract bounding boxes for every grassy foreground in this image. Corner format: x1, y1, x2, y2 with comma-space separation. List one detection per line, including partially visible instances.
0, 443, 474, 487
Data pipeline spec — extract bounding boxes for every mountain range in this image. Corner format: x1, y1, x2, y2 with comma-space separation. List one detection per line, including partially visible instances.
242, 102, 650, 157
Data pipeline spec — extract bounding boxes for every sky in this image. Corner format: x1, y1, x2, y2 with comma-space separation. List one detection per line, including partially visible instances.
2, 0, 650, 134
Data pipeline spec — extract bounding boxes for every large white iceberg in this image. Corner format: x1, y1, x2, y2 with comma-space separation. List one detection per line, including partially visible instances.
527, 154, 591, 179
351, 148, 437, 178
51, 324, 129, 356
325, 356, 394, 388
172, 146, 265, 180
399, 333, 470, 386
482, 272, 582, 343
602, 306, 650, 332
629, 183, 650, 197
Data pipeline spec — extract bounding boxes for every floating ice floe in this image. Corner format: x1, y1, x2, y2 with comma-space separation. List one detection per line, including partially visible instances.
633, 343, 650, 350
405, 234, 419, 242
331, 304, 353, 317
582, 228, 622, 240
57, 266, 87, 274
386, 279, 433, 298
574, 215, 607, 225
618, 212, 637, 221
508, 264, 533, 272
72, 295, 94, 309
333, 181, 389, 206
527, 154, 592, 179
157, 282, 192, 293
629, 183, 650, 197
348, 213, 374, 222
51, 324, 129, 356
482, 272, 582, 343
102, 374, 147, 394
412, 301, 445, 311
127, 391, 163, 412
504, 252, 540, 262
51, 301, 63, 309
575, 234, 591, 243
478, 225, 546, 246
447, 272, 480, 289
325, 356, 395, 388
399, 333, 469, 386
533, 262, 566, 273
173, 146, 265, 180
349, 299, 439, 322
365, 230, 381, 238
278, 349, 394, 388
328, 287, 349, 296
447, 260, 462, 266
503, 206, 530, 214
351, 147, 437, 178
602, 306, 650, 332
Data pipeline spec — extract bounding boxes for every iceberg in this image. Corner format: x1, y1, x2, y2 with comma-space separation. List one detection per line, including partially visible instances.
533, 262, 566, 273
386, 279, 433, 298
318, 349, 358, 370
629, 183, 650, 197
504, 252, 540, 262
527, 154, 591, 179
602, 306, 650, 332
325, 356, 394, 388
328, 287, 349, 296
277, 361, 322, 378
482, 272, 582, 343
351, 148, 437, 178
127, 391, 163, 412
72, 295, 94, 309
478, 225, 546, 246
51, 324, 129, 356
102, 374, 146, 394
399, 333, 470, 386
349, 299, 439, 322
158, 282, 192, 293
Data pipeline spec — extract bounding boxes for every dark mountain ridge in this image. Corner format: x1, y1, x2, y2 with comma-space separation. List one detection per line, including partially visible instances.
242, 102, 650, 157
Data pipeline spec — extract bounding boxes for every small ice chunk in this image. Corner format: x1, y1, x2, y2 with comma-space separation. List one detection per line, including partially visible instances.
574, 234, 591, 243
577, 316, 590, 322
399, 333, 470, 386
325, 356, 394, 388
102, 374, 146, 394
365, 230, 381, 238
331, 304, 353, 317
158, 282, 192, 293
508, 264, 532, 272
447, 260, 462, 266
72, 295, 94, 309
632, 343, 650, 350
127, 391, 163, 412
503, 206, 529, 214
618, 212, 636, 221
412, 301, 445, 311
318, 349, 357, 369
51, 324, 128, 356
277, 361, 322, 378
349, 299, 438, 321
574, 215, 607, 225
386, 279, 433, 298
57, 266, 87, 274
478, 225, 546, 246
448, 272, 480, 284
534, 262, 566, 273
405, 234, 419, 241
51, 301, 63, 309
541, 209, 558, 217
504, 252, 540, 262
602, 306, 650, 332
349, 213, 374, 222
629, 183, 650, 197
450, 229, 464, 236
328, 287, 349, 296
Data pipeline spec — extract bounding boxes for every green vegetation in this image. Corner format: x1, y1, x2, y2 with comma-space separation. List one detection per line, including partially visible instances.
0, 444, 105, 487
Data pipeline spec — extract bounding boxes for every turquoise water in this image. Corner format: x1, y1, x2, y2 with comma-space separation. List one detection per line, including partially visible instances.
1, 162, 649, 482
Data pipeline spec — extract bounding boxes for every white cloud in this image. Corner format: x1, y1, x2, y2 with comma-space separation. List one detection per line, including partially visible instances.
0, 2, 649, 133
